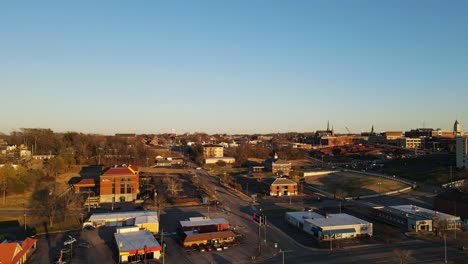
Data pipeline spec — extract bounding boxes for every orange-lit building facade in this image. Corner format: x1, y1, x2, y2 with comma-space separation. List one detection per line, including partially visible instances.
100, 165, 139, 203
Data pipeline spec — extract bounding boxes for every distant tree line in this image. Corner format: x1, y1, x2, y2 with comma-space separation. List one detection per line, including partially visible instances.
7, 128, 159, 167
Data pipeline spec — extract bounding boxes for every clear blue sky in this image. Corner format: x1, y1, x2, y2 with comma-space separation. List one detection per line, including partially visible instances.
1, 1, 467, 135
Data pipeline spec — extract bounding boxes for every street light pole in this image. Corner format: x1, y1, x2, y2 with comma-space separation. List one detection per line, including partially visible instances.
23, 203, 27, 232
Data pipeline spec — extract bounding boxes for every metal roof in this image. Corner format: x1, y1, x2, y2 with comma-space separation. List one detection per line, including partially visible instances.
114, 230, 160, 253
180, 218, 228, 228
389, 205, 460, 221
88, 210, 158, 222
286, 211, 324, 224
305, 213, 371, 228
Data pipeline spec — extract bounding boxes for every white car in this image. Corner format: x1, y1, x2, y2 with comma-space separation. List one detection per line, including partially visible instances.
64, 235, 77, 246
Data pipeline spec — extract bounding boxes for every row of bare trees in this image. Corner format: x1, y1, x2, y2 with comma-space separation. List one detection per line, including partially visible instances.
7, 129, 159, 167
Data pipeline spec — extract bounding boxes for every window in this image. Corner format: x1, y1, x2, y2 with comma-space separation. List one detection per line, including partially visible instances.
120, 179, 125, 193
127, 183, 131, 193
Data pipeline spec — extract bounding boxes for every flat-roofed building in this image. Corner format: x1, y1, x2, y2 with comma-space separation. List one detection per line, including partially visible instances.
285, 211, 324, 229
372, 205, 461, 232
203, 144, 224, 158
86, 210, 159, 234
177, 217, 234, 247
179, 217, 229, 233
397, 137, 423, 149
205, 157, 235, 164
114, 227, 161, 263
304, 213, 373, 241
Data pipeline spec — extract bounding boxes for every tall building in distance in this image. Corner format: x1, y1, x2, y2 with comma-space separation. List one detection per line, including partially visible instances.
454, 120, 462, 136
456, 136, 468, 169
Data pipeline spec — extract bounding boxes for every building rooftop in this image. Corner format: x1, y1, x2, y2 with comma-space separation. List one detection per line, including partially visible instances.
305, 213, 371, 228
272, 178, 297, 185
180, 217, 228, 228
389, 205, 460, 220
183, 230, 236, 243
89, 210, 158, 222
273, 159, 291, 165
286, 211, 324, 224
102, 165, 138, 176
114, 230, 161, 253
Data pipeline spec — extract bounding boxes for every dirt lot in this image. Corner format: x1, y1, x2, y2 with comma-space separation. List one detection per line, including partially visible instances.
304, 171, 408, 197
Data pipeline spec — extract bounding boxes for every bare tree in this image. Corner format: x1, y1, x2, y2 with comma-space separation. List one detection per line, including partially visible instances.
167, 177, 181, 196
393, 249, 412, 264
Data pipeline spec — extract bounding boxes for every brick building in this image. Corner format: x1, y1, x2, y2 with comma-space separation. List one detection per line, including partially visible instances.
100, 165, 139, 203
264, 177, 298, 196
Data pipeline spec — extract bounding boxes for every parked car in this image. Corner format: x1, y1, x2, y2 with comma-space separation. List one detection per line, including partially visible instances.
206, 245, 213, 252
199, 245, 206, 252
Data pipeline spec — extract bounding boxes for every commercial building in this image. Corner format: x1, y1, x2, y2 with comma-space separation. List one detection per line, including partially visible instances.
179, 217, 229, 233
203, 144, 224, 158
285, 212, 372, 241
285, 211, 324, 229
0, 237, 37, 264
396, 137, 423, 149
456, 137, 468, 169
372, 205, 461, 232
86, 210, 159, 234
177, 217, 235, 247
304, 214, 373, 241
114, 227, 161, 263
100, 165, 139, 203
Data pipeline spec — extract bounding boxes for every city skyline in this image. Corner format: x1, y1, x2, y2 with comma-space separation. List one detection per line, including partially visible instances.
1, 1, 467, 135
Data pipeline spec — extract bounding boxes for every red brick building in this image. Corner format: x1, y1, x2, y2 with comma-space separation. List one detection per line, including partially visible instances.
100, 165, 139, 203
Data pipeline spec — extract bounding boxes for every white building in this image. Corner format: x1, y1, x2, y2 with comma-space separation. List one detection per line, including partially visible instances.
456, 137, 468, 169
286, 212, 372, 241
86, 210, 159, 234
285, 211, 324, 229
303, 213, 373, 241
205, 157, 236, 164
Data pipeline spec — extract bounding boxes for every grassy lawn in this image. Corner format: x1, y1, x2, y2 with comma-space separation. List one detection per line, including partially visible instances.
383, 154, 468, 184
305, 171, 408, 197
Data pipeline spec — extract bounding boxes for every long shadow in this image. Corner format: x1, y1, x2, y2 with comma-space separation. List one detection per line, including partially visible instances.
97, 226, 119, 263
211, 253, 232, 264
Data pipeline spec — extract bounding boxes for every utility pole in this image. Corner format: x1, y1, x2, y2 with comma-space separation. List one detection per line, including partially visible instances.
444, 232, 447, 263
161, 228, 165, 264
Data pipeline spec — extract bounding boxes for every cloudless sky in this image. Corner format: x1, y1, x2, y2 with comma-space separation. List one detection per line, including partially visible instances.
1, 1, 467, 135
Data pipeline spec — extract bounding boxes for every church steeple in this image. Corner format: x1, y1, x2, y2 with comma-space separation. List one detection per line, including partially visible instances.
327, 120, 330, 131
371, 125, 375, 135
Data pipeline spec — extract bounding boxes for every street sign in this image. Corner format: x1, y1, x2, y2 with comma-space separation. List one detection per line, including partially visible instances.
252, 212, 264, 225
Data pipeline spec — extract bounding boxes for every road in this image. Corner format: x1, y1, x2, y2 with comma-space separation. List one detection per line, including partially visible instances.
261, 239, 467, 264
188, 165, 468, 264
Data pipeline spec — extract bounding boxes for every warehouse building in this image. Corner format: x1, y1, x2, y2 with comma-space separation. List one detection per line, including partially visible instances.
372, 205, 461, 232
285, 211, 372, 241
85, 210, 159, 234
